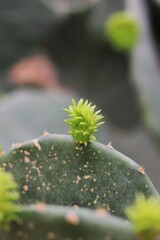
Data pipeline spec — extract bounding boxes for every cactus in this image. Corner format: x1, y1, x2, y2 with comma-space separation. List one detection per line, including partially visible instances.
104, 11, 139, 51
0, 168, 21, 230
0, 205, 137, 240
0, 133, 159, 218
0, 98, 159, 239
64, 98, 104, 144
126, 195, 160, 240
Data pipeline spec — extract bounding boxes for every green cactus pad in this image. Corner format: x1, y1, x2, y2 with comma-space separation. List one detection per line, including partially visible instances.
0, 134, 158, 218
0, 205, 136, 240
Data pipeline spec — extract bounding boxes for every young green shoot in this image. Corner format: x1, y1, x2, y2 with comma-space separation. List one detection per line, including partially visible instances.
104, 12, 139, 51
0, 168, 21, 230
126, 194, 160, 240
64, 99, 104, 145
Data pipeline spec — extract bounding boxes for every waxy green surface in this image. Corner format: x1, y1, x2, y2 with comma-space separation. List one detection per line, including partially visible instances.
0, 134, 158, 217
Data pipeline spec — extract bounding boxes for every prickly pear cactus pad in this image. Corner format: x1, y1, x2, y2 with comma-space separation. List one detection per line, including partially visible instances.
0, 134, 158, 218
0, 205, 137, 240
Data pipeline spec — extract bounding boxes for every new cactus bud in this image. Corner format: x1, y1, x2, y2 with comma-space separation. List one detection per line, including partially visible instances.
0, 168, 21, 229
64, 99, 104, 145
105, 12, 139, 51
126, 195, 160, 240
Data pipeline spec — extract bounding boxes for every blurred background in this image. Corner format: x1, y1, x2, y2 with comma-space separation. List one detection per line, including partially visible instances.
1, 0, 160, 191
